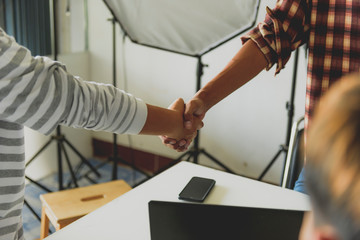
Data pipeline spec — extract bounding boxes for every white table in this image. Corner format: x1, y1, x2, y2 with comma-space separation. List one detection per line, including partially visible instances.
45, 162, 310, 239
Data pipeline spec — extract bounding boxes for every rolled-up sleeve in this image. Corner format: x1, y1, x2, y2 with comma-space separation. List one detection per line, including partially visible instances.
241, 0, 310, 74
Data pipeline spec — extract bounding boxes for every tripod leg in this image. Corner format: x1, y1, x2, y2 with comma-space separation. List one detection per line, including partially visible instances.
66, 165, 97, 188
67, 160, 108, 186
174, 150, 192, 162
70, 161, 86, 181
84, 175, 98, 184
25, 176, 53, 193
24, 199, 41, 222
66, 174, 97, 188
258, 145, 287, 181
63, 138, 101, 177
200, 149, 235, 174
185, 154, 193, 162
57, 136, 63, 190
111, 155, 119, 180
192, 136, 200, 164
25, 138, 53, 167
60, 142, 79, 188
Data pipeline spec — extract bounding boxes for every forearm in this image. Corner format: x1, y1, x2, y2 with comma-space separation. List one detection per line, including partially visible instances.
140, 104, 181, 137
195, 40, 268, 111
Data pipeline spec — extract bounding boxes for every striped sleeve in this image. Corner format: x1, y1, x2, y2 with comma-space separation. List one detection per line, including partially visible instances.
241, 0, 310, 74
0, 121, 25, 240
0, 28, 147, 135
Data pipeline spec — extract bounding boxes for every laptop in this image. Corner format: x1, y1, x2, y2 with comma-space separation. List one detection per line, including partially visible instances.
148, 200, 305, 240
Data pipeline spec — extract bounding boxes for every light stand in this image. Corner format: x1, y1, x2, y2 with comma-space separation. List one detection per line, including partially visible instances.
103, 0, 261, 176
173, 56, 236, 173
107, 18, 151, 180
57, 18, 153, 186
257, 48, 300, 184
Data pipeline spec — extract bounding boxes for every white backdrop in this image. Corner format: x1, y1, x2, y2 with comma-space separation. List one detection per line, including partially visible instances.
87, 0, 307, 184
103, 0, 259, 56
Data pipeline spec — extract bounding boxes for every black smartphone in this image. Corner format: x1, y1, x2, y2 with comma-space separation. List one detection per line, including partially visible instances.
178, 176, 216, 202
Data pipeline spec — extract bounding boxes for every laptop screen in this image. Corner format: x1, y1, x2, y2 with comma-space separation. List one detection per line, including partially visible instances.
148, 200, 305, 240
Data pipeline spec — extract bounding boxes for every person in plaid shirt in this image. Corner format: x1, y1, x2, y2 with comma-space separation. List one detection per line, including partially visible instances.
162, 0, 360, 193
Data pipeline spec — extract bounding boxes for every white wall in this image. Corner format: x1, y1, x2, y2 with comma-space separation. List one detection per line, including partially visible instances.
87, 0, 307, 184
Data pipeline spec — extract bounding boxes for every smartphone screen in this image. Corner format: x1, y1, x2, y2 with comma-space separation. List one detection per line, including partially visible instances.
178, 176, 216, 202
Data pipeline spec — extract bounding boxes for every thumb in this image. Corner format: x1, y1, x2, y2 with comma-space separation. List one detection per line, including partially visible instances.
168, 98, 185, 112
184, 102, 197, 130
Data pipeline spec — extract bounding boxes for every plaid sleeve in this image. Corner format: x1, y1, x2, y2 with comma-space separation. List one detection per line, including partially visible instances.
241, 0, 310, 75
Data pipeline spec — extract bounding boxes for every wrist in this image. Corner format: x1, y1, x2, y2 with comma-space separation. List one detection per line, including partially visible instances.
140, 105, 180, 137
168, 110, 184, 138
194, 90, 211, 113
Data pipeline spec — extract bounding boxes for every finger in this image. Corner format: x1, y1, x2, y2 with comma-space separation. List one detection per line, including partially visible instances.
184, 141, 192, 150
167, 142, 181, 150
184, 102, 195, 129
197, 121, 204, 130
160, 135, 177, 145
176, 140, 189, 152
160, 136, 182, 150
178, 139, 187, 147
176, 145, 188, 152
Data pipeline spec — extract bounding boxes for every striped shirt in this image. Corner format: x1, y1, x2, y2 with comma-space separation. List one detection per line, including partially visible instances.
242, 0, 360, 137
0, 28, 147, 239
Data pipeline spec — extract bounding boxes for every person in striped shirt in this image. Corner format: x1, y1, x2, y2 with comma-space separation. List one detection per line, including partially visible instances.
299, 73, 360, 240
163, 0, 360, 193
0, 27, 202, 240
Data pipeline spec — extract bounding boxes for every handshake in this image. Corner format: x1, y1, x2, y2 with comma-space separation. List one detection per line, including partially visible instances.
159, 97, 207, 152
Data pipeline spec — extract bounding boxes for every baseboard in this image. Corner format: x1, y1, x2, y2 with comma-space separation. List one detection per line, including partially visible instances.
91, 138, 176, 174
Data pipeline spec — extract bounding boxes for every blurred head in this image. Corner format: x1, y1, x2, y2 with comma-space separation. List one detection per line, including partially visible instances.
300, 73, 360, 240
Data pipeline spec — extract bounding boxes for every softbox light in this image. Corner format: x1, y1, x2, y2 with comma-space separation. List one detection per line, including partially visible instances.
103, 0, 260, 57
103, 0, 260, 175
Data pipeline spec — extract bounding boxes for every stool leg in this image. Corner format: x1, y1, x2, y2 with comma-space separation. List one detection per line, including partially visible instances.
40, 206, 50, 239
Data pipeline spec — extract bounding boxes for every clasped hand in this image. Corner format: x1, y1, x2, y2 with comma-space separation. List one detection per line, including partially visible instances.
161, 97, 206, 152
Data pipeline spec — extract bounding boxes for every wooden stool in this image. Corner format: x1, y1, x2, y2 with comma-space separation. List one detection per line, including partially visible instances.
40, 180, 132, 239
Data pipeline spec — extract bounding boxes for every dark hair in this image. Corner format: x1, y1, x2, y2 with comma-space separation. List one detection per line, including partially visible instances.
305, 73, 360, 240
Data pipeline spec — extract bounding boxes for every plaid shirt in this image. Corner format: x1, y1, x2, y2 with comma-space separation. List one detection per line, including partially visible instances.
242, 0, 360, 137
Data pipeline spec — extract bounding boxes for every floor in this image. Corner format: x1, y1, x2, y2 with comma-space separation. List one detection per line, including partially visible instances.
22, 158, 147, 240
